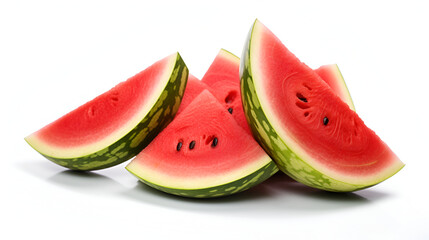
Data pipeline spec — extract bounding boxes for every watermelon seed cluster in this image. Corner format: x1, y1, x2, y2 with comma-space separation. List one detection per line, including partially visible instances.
176, 136, 219, 152
224, 91, 238, 116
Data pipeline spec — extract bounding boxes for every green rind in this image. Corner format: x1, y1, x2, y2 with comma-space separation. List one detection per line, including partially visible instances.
126, 161, 278, 198
240, 24, 370, 192
27, 53, 189, 171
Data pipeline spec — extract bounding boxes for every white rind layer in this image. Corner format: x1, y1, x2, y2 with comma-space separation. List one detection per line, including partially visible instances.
126, 152, 272, 190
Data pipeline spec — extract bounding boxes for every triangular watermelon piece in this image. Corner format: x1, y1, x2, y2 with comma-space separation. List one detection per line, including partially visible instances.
126, 90, 277, 198
240, 20, 404, 192
25, 53, 188, 171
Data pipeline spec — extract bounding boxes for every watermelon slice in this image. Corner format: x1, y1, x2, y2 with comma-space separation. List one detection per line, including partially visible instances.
240, 20, 404, 192
25, 53, 188, 171
126, 90, 277, 198
202, 49, 355, 135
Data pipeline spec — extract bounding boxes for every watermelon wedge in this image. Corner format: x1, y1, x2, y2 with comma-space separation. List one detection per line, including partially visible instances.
202, 49, 355, 135
240, 20, 404, 192
126, 90, 277, 198
25, 53, 188, 171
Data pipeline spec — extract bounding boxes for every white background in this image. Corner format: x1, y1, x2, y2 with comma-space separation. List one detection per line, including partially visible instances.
1, 1, 428, 239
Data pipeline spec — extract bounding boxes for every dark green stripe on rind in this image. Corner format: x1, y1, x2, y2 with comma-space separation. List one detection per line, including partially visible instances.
240, 25, 364, 192
126, 161, 278, 198
31, 53, 189, 171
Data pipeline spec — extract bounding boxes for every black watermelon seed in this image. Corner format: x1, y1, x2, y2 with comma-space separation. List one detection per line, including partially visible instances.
296, 92, 308, 102
176, 142, 183, 151
228, 108, 233, 114
323, 117, 329, 126
211, 137, 218, 147
189, 140, 196, 150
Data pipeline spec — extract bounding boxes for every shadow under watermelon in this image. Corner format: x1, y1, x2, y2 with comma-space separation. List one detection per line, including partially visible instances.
47, 170, 125, 196
17, 159, 128, 197
17, 159, 390, 217
263, 172, 390, 202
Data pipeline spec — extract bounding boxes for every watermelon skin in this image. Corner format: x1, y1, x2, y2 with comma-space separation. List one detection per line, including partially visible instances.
26, 53, 189, 171
240, 20, 404, 192
126, 90, 277, 198
129, 159, 277, 198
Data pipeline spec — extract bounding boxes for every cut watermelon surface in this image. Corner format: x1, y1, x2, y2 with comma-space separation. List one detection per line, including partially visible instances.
126, 90, 277, 198
315, 64, 355, 111
25, 53, 188, 171
176, 74, 209, 115
202, 49, 252, 134
240, 20, 404, 191
202, 49, 355, 135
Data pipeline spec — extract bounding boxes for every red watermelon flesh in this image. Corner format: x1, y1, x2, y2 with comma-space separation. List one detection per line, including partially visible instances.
202, 49, 355, 135
32, 62, 167, 149
126, 90, 276, 197
241, 20, 404, 190
315, 64, 355, 111
202, 50, 252, 134
176, 74, 209, 115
